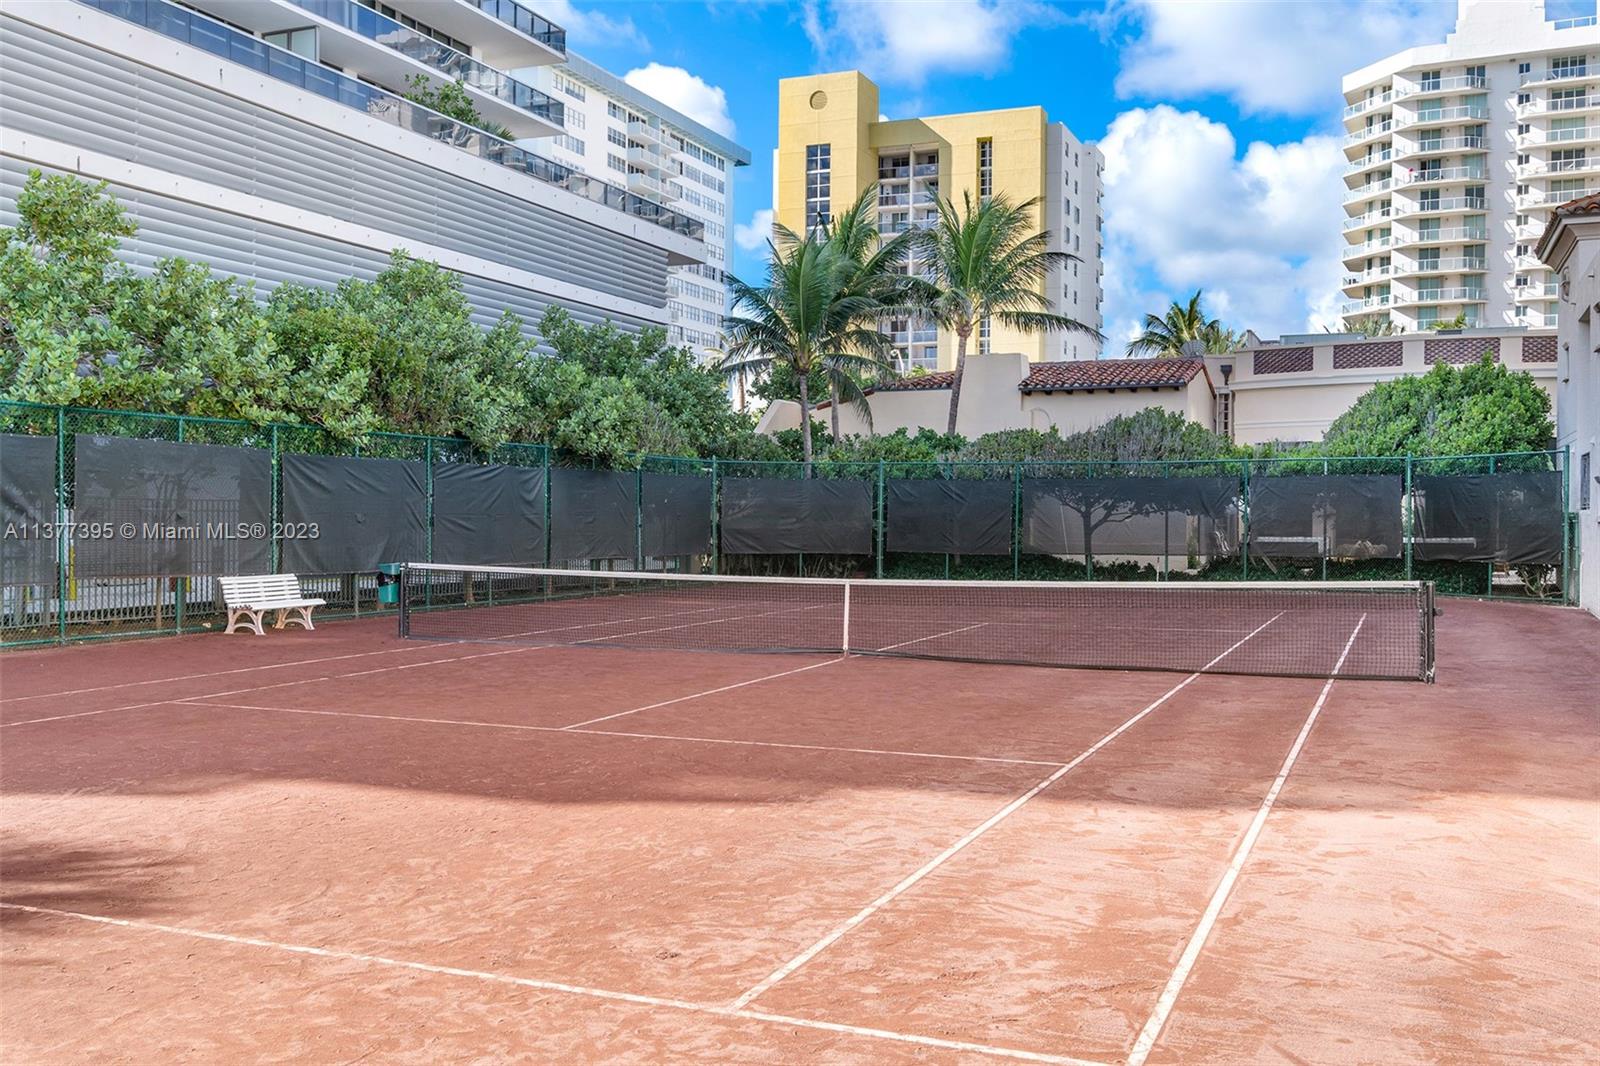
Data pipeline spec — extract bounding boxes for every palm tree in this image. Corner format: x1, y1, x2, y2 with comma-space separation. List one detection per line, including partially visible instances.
913, 191, 1099, 435
720, 229, 899, 471
1126, 291, 1236, 357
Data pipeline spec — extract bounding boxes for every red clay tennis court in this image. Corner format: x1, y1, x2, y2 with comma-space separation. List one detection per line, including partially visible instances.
2, 574, 1596, 1064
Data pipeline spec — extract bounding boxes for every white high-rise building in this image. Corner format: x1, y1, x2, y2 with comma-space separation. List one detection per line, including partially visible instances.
1340, 0, 1600, 332
1, 0, 713, 346
520, 56, 750, 361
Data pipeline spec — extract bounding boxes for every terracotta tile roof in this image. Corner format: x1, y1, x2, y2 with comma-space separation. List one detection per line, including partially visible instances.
1536, 192, 1600, 257
1018, 357, 1207, 393
875, 370, 956, 392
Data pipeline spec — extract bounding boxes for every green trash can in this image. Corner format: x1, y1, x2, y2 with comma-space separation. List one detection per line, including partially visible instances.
376, 562, 402, 606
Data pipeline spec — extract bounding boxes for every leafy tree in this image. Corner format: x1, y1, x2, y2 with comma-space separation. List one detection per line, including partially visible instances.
1427, 311, 1470, 332
1338, 315, 1400, 337
403, 75, 514, 140
914, 191, 1097, 434
1317, 356, 1553, 457
962, 409, 1244, 463
1126, 290, 1237, 357
721, 226, 898, 470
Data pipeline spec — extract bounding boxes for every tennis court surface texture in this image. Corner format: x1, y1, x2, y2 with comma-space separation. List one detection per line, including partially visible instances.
2, 593, 1596, 1064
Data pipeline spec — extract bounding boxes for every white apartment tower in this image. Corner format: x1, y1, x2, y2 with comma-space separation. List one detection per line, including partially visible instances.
1341, 0, 1600, 332
1, 0, 714, 346
520, 56, 750, 360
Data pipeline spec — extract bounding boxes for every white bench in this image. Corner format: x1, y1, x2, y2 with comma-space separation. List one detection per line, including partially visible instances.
219, 574, 326, 636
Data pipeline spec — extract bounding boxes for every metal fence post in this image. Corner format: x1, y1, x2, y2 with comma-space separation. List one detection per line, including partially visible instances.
1561, 444, 1572, 605
875, 459, 885, 579
174, 416, 185, 633
1241, 460, 1251, 581
1404, 453, 1414, 582
424, 439, 434, 564
542, 447, 552, 567
1487, 453, 1496, 598
55, 406, 67, 644
710, 456, 720, 575
1011, 461, 1022, 580
269, 424, 281, 573
635, 465, 645, 571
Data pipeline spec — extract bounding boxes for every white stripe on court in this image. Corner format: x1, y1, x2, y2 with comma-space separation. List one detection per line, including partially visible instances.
558, 657, 846, 730
868, 621, 990, 653
177, 698, 1067, 768
0, 902, 1108, 1066
1124, 613, 1368, 1066
0, 645, 541, 729
727, 610, 1287, 1011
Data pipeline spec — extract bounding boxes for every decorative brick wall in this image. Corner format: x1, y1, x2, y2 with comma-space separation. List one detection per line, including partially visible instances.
1332, 341, 1404, 369
1252, 347, 1313, 374
1521, 335, 1558, 363
1424, 337, 1499, 365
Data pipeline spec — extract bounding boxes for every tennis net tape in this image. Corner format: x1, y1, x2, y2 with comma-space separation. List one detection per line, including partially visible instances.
398, 563, 1435, 682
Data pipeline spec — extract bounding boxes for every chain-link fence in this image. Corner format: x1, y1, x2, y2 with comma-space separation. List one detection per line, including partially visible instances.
0, 401, 1575, 646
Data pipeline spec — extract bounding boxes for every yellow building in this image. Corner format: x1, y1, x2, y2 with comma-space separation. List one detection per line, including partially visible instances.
774, 71, 1104, 369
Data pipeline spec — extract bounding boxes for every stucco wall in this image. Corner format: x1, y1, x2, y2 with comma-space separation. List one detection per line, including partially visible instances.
1550, 231, 1600, 618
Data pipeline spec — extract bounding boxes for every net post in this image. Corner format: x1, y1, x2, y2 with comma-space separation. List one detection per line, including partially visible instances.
875, 459, 885, 579
1403, 453, 1413, 582
1011, 461, 1022, 580
841, 579, 851, 653
55, 405, 67, 645
397, 564, 410, 639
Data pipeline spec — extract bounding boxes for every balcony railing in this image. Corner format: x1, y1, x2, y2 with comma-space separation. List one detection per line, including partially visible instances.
1521, 157, 1597, 176
1343, 90, 1396, 119
286, 0, 562, 127
1345, 177, 1394, 200
1516, 282, 1561, 297
1401, 227, 1489, 244
1345, 149, 1393, 174
1343, 266, 1392, 286
79, 0, 702, 239
1411, 257, 1488, 274
912, 163, 939, 178
1342, 208, 1393, 231
1411, 74, 1488, 95
1521, 65, 1590, 86
468, 0, 566, 52
1343, 236, 1393, 257
878, 165, 911, 179
878, 192, 910, 207
1524, 185, 1600, 205
1400, 166, 1488, 185
1404, 135, 1487, 156
1341, 295, 1392, 313
1402, 105, 1490, 125
1344, 121, 1393, 147
1403, 196, 1488, 214
1520, 96, 1597, 115
1396, 287, 1487, 305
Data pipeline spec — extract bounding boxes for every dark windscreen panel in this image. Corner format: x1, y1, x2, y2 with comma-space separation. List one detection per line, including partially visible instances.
1414, 472, 1563, 564
886, 478, 1013, 555
1249, 475, 1403, 559
431, 462, 546, 566
74, 434, 272, 576
720, 476, 874, 555
642, 472, 712, 558
280, 452, 425, 573
1, 433, 59, 584
549, 467, 637, 562
1023, 476, 1239, 558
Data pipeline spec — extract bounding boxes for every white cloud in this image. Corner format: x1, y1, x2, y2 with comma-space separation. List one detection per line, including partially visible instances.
733, 208, 775, 252
1113, 0, 1455, 116
801, 0, 1061, 85
537, 0, 648, 51
623, 64, 736, 137
1098, 105, 1348, 348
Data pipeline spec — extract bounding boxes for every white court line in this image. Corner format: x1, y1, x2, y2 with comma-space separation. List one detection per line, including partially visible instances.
558, 657, 846, 730
0, 645, 540, 729
1124, 613, 1368, 1066
177, 699, 1065, 768
868, 621, 989, 653
0, 902, 1108, 1066
0, 642, 447, 704
727, 611, 1287, 1011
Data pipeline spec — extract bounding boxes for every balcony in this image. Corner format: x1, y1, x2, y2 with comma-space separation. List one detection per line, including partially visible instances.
80, 0, 702, 239
878, 164, 911, 179
1521, 65, 1591, 86
1516, 281, 1561, 298
1345, 149, 1393, 175
627, 119, 667, 146
1409, 74, 1489, 96
1344, 177, 1394, 202
1519, 96, 1598, 116
1399, 166, 1488, 185
1522, 185, 1600, 206
1343, 236, 1394, 259
1401, 195, 1488, 215
1342, 266, 1392, 288
1342, 295, 1392, 314
1520, 157, 1600, 178
1395, 287, 1487, 305
912, 163, 939, 178
1344, 121, 1394, 147
460, 0, 565, 65
1411, 257, 1488, 274
878, 191, 911, 207
1525, 125, 1598, 147
627, 143, 670, 172
1342, 208, 1393, 231
1400, 105, 1490, 126
1343, 90, 1396, 119
278, 0, 563, 137
1398, 227, 1489, 246
1396, 134, 1487, 160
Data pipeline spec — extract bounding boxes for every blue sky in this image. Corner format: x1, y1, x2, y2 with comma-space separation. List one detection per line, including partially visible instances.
542, 0, 1596, 351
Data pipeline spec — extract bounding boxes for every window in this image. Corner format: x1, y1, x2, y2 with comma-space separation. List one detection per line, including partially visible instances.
1581, 451, 1592, 510
1518, 122, 1532, 135
805, 143, 831, 230
1518, 61, 1533, 76
607, 126, 626, 148
565, 109, 586, 130
1465, 65, 1485, 81
1552, 54, 1588, 78
1420, 69, 1441, 91
264, 26, 317, 59
554, 134, 584, 155
977, 316, 991, 354
554, 74, 586, 101
607, 101, 624, 119
607, 153, 626, 173
1517, 92, 1533, 106
977, 138, 993, 198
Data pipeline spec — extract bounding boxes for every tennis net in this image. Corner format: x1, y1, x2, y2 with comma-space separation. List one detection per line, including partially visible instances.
398, 563, 1435, 682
